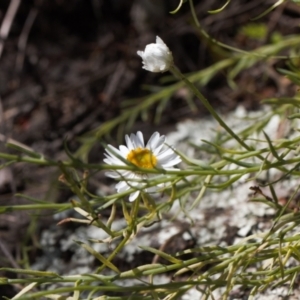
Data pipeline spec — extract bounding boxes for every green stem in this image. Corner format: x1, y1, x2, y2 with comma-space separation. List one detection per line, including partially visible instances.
96, 197, 140, 274
170, 65, 252, 151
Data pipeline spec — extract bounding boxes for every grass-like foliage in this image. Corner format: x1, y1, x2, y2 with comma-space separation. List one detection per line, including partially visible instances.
1, 1, 300, 299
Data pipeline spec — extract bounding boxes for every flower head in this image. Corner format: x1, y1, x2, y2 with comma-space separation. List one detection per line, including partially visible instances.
104, 131, 181, 202
137, 36, 173, 73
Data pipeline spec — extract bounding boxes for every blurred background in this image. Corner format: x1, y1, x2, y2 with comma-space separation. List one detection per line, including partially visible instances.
1, 0, 298, 154
0, 0, 300, 297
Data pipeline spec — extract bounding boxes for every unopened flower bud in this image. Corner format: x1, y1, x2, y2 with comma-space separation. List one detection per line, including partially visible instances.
137, 36, 173, 73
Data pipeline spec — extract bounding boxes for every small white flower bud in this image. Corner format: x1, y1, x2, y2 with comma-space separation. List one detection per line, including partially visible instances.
137, 36, 173, 73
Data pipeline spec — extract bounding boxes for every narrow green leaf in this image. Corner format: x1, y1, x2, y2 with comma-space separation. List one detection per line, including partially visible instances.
263, 131, 282, 161
170, 0, 186, 14
262, 97, 300, 105
122, 199, 131, 223
288, 113, 300, 119
0, 268, 60, 277
251, 0, 285, 20
6, 143, 42, 159
139, 246, 182, 264
74, 241, 120, 274
206, 174, 243, 189
14, 193, 48, 204
63, 138, 82, 164
249, 197, 278, 210
11, 282, 38, 300
222, 156, 254, 168
0, 277, 8, 284
208, 0, 230, 14
178, 149, 217, 170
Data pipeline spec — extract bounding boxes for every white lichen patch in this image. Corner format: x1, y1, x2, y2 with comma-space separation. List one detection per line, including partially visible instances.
32, 105, 300, 299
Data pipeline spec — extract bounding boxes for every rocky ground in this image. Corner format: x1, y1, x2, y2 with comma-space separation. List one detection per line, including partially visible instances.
1, 0, 300, 298
11, 106, 300, 299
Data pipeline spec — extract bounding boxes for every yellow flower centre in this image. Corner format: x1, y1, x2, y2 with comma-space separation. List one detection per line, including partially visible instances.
127, 148, 157, 169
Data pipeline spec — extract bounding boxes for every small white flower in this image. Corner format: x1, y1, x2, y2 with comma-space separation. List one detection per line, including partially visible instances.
137, 36, 173, 73
104, 131, 181, 202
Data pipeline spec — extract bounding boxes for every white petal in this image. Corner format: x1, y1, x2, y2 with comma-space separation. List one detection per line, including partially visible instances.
116, 181, 130, 192
160, 64, 166, 71
161, 157, 181, 167
156, 36, 165, 46
125, 135, 134, 150
158, 150, 181, 165
119, 145, 130, 156
129, 133, 138, 148
146, 132, 165, 153
137, 50, 144, 57
158, 153, 180, 164
153, 139, 166, 155
129, 190, 140, 202
104, 171, 120, 178
147, 132, 159, 147
145, 186, 159, 195
126, 174, 142, 186
106, 145, 125, 159
103, 158, 113, 165
170, 156, 182, 165
103, 157, 117, 165
103, 155, 125, 166
136, 131, 145, 147
156, 148, 174, 160
115, 170, 132, 178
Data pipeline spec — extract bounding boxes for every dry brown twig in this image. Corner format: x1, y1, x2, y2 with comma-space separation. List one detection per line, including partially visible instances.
0, 0, 21, 60
16, 7, 38, 73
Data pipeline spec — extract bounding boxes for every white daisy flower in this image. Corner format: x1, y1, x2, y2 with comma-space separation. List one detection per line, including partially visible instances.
104, 131, 181, 202
137, 36, 173, 73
